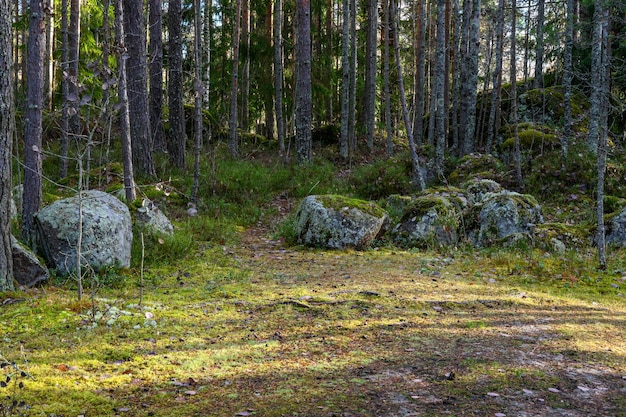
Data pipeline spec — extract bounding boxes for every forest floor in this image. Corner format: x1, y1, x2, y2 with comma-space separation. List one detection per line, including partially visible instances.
2, 204, 626, 417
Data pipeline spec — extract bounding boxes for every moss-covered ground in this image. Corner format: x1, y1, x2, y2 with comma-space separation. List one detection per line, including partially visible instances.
2, 141, 626, 417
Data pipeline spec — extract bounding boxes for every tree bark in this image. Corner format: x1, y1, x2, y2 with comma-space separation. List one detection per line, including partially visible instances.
123, 0, 155, 177
240, 0, 250, 130
274, 0, 286, 155
412, 0, 426, 145
434, 0, 446, 175
22, 0, 46, 245
533, 0, 545, 89
59, 0, 70, 178
0, 0, 14, 292
486, 0, 504, 153
340, 0, 351, 159
392, 0, 426, 191
460, 0, 480, 155
148, 0, 165, 153
68, 0, 81, 142
168, 0, 186, 167
114, 0, 136, 202
587, 0, 604, 154
229, 0, 242, 158
295, 0, 312, 163
191, 0, 203, 201
562, 0, 574, 155
365, 0, 378, 151
348, 0, 357, 154
383, 0, 393, 156
510, 0, 522, 189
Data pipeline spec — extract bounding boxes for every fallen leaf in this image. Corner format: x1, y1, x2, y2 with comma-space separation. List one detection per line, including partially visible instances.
55, 364, 69, 372
487, 392, 500, 397
548, 387, 561, 393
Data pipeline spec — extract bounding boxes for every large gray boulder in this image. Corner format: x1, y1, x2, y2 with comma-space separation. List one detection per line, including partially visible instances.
11, 235, 49, 287
35, 190, 133, 275
605, 208, 626, 247
471, 191, 543, 247
392, 194, 464, 248
295, 195, 387, 250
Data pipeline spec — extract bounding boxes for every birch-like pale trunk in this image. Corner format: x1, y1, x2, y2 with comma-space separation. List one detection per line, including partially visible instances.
229, 0, 242, 158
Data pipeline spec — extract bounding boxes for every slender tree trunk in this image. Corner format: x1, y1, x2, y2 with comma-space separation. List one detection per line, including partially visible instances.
523, 0, 530, 84
511, 0, 522, 189
59, 0, 70, 178
413, 0, 426, 146
340, 0, 351, 159
365, 0, 378, 151
348, 0, 357, 155
229, 0, 242, 158
392, 0, 426, 191
22, 0, 46, 245
587, 0, 604, 154
262, 3, 274, 142
192, 0, 203, 201
274, 0, 286, 155
45, 2, 54, 111
533, 0, 545, 89
148, 0, 165, 153
461, 0, 479, 155
596, 0, 609, 270
434, 0, 446, 175
168, 0, 186, 167
124, 0, 155, 177
0, 0, 14, 292
240, 0, 250, 131
296, 0, 312, 163
115, 0, 136, 202
562, 0, 574, 155
383, 0, 393, 156
68, 0, 81, 140
203, 0, 212, 105
449, 0, 460, 151
486, 0, 504, 153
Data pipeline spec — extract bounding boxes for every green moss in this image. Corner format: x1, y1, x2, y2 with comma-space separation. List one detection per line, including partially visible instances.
316, 194, 386, 218
448, 153, 505, 185
534, 222, 591, 249
501, 128, 559, 152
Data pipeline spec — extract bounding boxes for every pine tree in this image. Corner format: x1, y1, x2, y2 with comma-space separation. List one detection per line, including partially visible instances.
295, 0, 312, 163
168, 0, 186, 167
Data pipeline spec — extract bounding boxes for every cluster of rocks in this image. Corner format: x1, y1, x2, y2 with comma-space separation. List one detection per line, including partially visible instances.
10, 189, 174, 287
293, 179, 615, 251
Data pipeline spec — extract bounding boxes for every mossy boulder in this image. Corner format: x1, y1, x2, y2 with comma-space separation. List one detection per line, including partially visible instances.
533, 222, 590, 252
470, 191, 544, 247
35, 190, 133, 275
295, 195, 387, 250
605, 207, 626, 247
392, 193, 464, 248
501, 126, 559, 155
448, 153, 504, 185
464, 179, 503, 206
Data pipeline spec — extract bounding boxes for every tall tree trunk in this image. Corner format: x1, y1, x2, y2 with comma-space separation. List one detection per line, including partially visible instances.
124, 0, 155, 177
149, 0, 165, 153
533, 0, 545, 88
229, 0, 242, 157
486, 0, 504, 153
587, 0, 604, 154
340, 0, 351, 159
191, 0, 203, 201
45, 2, 54, 112
596, 0, 609, 270
114, 0, 136, 202
240, 0, 250, 131
449, 0, 461, 151
0, 0, 14, 292
168, 0, 186, 167
434, 0, 446, 176
392, 0, 426, 191
203, 0, 211, 104
510, 0, 522, 189
68, 0, 81, 140
274, 0, 286, 155
59, 0, 70, 178
262, 2, 274, 142
460, 0, 479, 155
22, 0, 46, 245
295, 0, 312, 163
383, 0, 393, 156
413, 0, 426, 145
365, 0, 378, 151
562, 0, 574, 155
348, 0, 357, 154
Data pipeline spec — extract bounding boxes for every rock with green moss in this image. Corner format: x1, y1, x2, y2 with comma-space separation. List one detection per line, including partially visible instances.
392, 194, 463, 248
295, 195, 387, 250
464, 179, 502, 206
605, 208, 626, 247
11, 235, 49, 287
472, 191, 544, 247
134, 198, 174, 236
533, 222, 590, 252
35, 190, 133, 275
448, 153, 504, 185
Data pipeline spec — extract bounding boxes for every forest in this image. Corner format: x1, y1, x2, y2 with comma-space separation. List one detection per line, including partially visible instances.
0, 0, 626, 415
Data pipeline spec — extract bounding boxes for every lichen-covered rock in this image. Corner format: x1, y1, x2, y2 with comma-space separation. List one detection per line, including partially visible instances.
464, 179, 502, 206
605, 208, 626, 247
11, 235, 49, 287
392, 194, 462, 248
35, 190, 133, 275
471, 191, 544, 247
295, 195, 387, 250
135, 198, 174, 235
